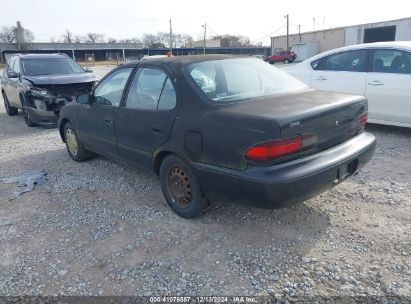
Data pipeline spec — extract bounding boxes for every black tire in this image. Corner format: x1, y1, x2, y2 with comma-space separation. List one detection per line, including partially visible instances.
284, 58, 290, 64
20, 94, 36, 127
2, 91, 18, 116
63, 122, 93, 162
159, 155, 208, 218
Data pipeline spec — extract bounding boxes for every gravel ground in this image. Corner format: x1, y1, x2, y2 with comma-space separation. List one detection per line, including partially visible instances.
0, 66, 410, 302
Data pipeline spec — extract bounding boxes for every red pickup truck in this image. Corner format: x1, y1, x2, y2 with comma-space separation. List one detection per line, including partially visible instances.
265, 50, 297, 64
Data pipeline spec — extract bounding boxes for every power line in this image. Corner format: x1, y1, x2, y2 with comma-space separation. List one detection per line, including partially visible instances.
250, 25, 285, 43
206, 24, 219, 37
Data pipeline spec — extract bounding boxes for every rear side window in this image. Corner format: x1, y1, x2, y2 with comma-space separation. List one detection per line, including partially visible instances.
371, 49, 411, 74
319, 50, 368, 72
125, 68, 176, 110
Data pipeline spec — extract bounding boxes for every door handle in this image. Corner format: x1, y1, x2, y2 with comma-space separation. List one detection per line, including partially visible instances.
104, 118, 112, 124
367, 80, 384, 86
152, 125, 163, 133
315, 76, 327, 81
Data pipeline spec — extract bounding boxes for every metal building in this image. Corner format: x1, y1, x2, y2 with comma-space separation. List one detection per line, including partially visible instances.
271, 17, 411, 60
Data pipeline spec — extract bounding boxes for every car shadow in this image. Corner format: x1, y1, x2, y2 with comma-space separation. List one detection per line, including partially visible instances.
1, 147, 330, 265
366, 123, 411, 136
0, 110, 57, 139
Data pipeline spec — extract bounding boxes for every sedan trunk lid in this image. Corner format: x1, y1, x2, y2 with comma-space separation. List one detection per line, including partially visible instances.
219, 89, 367, 154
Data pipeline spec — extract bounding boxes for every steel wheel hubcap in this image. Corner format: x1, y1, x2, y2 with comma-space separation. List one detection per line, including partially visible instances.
166, 165, 192, 208
66, 129, 78, 156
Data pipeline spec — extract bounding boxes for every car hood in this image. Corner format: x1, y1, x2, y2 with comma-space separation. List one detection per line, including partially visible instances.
23, 73, 98, 85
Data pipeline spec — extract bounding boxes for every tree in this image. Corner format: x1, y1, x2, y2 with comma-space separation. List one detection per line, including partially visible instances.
61, 30, 74, 43
25, 29, 35, 42
182, 34, 193, 47
85, 32, 105, 43
141, 32, 192, 48
0, 25, 34, 43
74, 35, 86, 43
213, 34, 253, 47
118, 37, 141, 44
0, 26, 15, 43
142, 33, 164, 48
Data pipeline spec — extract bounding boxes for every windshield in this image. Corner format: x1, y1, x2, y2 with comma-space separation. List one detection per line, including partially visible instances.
186, 58, 307, 103
21, 58, 85, 76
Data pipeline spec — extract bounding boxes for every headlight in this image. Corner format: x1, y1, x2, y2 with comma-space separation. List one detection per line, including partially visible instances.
27, 85, 50, 96
34, 99, 47, 110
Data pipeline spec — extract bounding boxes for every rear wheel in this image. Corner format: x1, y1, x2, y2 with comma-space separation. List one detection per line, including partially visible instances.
160, 155, 208, 218
64, 122, 93, 161
20, 95, 36, 127
2, 91, 18, 116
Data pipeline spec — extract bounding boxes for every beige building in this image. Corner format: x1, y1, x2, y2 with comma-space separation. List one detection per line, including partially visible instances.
271, 17, 411, 59
189, 39, 221, 48
271, 27, 345, 54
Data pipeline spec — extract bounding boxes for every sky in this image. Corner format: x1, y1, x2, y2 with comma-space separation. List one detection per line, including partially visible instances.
2, 0, 411, 45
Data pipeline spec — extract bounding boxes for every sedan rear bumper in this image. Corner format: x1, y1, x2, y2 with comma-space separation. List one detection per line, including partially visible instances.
190, 132, 376, 208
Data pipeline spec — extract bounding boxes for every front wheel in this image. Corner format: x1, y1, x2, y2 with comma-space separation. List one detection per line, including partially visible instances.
64, 122, 93, 161
284, 58, 290, 64
20, 95, 36, 127
2, 91, 18, 116
159, 155, 208, 218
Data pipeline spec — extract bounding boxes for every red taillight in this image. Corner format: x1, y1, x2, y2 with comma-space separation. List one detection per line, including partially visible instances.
359, 113, 368, 127
245, 136, 303, 161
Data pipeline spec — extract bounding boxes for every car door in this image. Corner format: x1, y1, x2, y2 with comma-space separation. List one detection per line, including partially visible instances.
310, 49, 368, 96
365, 48, 411, 125
77, 67, 133, 159
8, 58, 22, 106
115, 67, 178, 171
3, 59, 15, 105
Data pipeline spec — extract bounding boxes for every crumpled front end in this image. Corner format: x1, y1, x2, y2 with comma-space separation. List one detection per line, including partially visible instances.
24, 82, 94, 126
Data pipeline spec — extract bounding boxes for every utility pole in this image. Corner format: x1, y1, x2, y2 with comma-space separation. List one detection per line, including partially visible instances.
169, 19, 173, 55
313, 17, 316, 40
285, 14, 289, 51
298, 24, 301, 42
202, 23, 207, 54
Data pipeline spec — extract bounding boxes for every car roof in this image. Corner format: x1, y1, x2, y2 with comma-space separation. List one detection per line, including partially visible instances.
116, 54, 248, 73
305, 41, 411, 62
13, 53, 69, 60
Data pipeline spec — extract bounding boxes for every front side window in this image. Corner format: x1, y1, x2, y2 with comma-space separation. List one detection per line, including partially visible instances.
12, 59, 21, 74
186, 58, 307, 104
311, 59, 321, 70
320, 50, 367, 72
126, 68, 176, 110
21, 58, 85, 76
372, 49, 411, 74
6, 59, 15, 73
94, 68, 132, 106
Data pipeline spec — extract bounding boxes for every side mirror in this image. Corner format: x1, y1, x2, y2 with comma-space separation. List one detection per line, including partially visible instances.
76, 94, 91, 104
7, 71, 18, 78
85, 68, 93, 73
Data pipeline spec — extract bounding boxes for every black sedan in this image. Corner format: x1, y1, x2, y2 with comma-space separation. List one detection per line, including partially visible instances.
58, 55, 376, 218
1, 53, 97, 127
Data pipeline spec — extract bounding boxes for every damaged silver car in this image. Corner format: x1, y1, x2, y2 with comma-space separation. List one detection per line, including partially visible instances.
1, 53, 98, 127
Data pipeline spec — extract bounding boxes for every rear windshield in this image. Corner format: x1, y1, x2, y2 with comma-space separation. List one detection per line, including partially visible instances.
186, 58, 307, 104
21, 58, 85, 76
